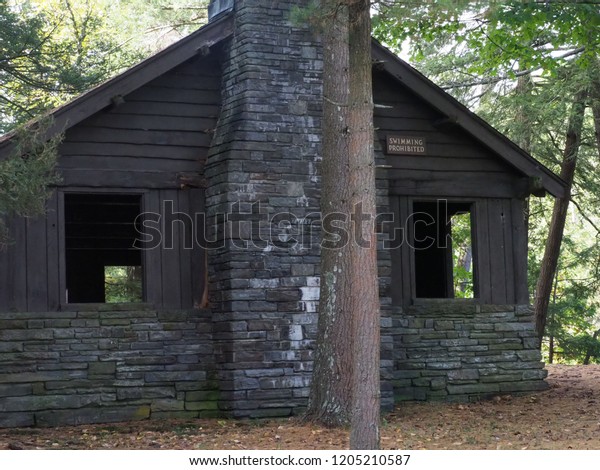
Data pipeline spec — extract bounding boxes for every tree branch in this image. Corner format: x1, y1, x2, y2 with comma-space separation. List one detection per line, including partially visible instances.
570, 197, 600, 236
441, 47, 586, 90
0, 94, 36, 118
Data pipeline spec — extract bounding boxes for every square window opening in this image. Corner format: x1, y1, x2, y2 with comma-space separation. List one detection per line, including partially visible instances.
412, 201, 476, 299
104, 266, 143, 303
65, 193, 143, 303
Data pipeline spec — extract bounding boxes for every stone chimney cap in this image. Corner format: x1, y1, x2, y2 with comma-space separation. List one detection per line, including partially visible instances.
208, 0, 234, 22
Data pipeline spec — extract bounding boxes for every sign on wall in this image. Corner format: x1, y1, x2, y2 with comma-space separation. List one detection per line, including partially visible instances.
386, 135, 427, 155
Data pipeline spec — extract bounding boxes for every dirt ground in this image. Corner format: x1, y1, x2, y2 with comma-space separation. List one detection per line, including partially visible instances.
1, 364, 599, 450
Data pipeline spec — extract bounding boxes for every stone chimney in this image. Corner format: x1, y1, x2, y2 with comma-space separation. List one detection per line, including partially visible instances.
208, 0, 234, 22
204, 0, 324, 417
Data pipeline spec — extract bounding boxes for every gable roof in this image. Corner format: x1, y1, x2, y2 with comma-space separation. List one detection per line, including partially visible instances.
0, 13, 234, 158
371, 40, 566, 198
0, 13, 566, 198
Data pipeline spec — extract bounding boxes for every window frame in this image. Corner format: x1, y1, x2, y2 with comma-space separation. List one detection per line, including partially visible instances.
58, 188, 150, 308
407, 197, 480, 302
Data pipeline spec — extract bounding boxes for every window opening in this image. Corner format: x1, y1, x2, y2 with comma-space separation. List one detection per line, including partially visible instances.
65, 193, 143, 303
412, 201, 475, 299
450, 211, 474, 298
104, 266, 143, 303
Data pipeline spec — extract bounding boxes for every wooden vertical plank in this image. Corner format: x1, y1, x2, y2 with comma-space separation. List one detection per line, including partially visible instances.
26, 214, 49, 311
46, 191, 60, 311
502, 198, 515, 304
400, 196, 414, 304
178, 190, 193, 309
444, 213, 455, 299
57, 191, 67, 306
189, 188, 207, 308
0, 249, 7, 310
511, 198, 529, 304
161, 189, 182, 309
487, 198, 507, 304
474, 199, 492, 303
389, 196, 403, 307
0, 217, 12, 310
8, 217, 28, 311
143, 190, 163, 308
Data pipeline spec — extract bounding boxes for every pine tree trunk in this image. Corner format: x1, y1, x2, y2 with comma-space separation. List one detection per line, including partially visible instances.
305, 1, 354, 426
515, 75, 533, 153
548, 271, 559, 364
348, 0, 380, 450
306, 2, 381, 444
534, 91, 587, 339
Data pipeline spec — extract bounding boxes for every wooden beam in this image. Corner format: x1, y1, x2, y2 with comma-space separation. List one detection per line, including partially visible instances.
389, 174, 529, 199
528, 176, 547, 197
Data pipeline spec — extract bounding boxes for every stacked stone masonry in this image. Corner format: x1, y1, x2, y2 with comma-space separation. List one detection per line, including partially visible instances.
0, 302, 546, 427
392, 302, 548, 402
204, 0, 326, 417
0, 307, 220, 427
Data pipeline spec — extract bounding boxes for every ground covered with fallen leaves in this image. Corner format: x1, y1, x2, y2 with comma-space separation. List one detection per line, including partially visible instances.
1, 364, 599, 450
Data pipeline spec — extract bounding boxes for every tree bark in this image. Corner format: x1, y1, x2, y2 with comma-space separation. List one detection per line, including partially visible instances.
515, 75, 533, 153
348, 0, 380, 450
306, 1, 354, 427
306, 2, 381, 448
534, 91, 587, 339
548, 269, 559, 364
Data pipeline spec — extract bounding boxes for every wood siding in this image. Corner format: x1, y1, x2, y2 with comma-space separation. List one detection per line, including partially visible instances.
1, 54, 218, 312
0, 193, 61, 312
373, 71, 527, 199
374, 71, 529, 306
0, 188, 206, 312
146, 188, 206, 310
57, 55, 221, 189
390, 196, 527, 306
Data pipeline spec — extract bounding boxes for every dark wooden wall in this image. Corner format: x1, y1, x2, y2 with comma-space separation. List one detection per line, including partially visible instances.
373, 70, 528, 199
0, 61, 533, 312
58, 55, 221, 189
373, 71, 529, 306
0, 192, 61, 312
0, 53, 220, 312
144, 188, 207, 310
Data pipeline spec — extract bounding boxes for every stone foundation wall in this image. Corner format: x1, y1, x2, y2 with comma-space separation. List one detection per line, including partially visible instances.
0, 301, 549, 427
0, 307, 218, 427
392, 302, 548, 402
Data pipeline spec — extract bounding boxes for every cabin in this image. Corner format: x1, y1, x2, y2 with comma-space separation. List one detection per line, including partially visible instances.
0, 0, 566, 427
